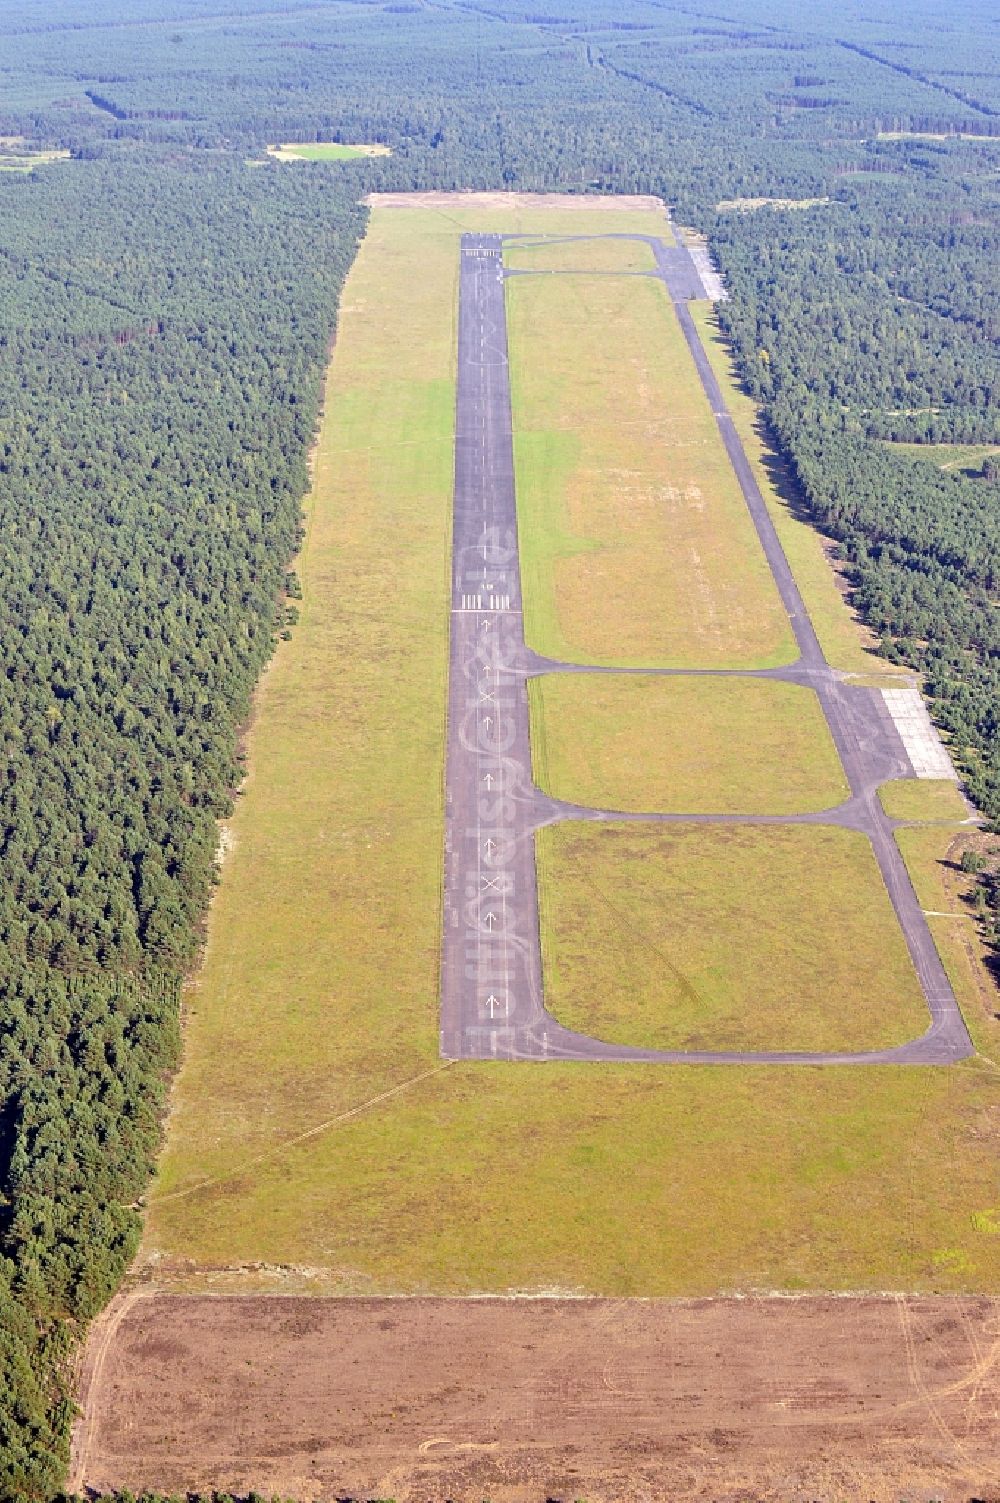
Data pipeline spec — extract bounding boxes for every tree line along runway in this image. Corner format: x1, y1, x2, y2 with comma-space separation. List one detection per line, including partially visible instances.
440, 230, 974, 1066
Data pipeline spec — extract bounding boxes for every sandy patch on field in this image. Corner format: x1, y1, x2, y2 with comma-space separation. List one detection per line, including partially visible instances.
72, 1291, 1000, 1502
369, 190, 667, 212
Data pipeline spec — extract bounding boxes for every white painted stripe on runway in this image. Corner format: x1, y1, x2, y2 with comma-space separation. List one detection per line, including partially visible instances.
451, 606, 522, 614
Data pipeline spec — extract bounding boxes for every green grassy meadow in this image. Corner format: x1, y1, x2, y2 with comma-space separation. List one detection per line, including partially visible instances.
269, 141, 391, 161
0, 145, 70, 172
536, 822, 930, 1053
879, 778, 970, 822
885, 440, 1000, 475
529, 673, 848, 813
504, 235, 656, 272
507, 272, 795, 667
142, 196, 1000, 1300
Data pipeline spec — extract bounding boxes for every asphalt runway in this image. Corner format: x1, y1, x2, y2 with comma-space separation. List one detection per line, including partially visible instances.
440, 231, 974, 1065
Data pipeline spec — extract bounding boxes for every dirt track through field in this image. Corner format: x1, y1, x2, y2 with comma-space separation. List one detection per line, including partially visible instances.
73, 1291, 1000, 1502
441, 228, 973, 1064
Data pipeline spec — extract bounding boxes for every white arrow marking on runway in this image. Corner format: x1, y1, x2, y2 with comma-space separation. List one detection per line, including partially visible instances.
486, 994, 506, 1018
483, 715, 493, 731
483, 772, 494, 789
484, 838, 496, 856
481, 664, 491, 677
483, 912, 498, 930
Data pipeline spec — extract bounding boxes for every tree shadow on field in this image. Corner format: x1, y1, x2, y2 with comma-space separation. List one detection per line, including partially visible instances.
753, 412, 817, 529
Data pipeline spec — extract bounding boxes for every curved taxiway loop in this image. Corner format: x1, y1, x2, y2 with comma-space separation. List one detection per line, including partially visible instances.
439, 230, 974, 1066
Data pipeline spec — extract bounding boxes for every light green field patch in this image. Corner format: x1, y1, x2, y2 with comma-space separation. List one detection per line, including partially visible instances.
536, 822, 930, 1055
893, 823, 1000, 1053
0, 146, 70, 172
504, 235, 655, 272
877, 131, 1000, 141
371, 192, 675, 242
894, 825, 971, 913
529, 673, 848, 813
268, 141, 391, 161
880, 778, 971, 823
885, 440, 1000, 475
507, 273, 794, 668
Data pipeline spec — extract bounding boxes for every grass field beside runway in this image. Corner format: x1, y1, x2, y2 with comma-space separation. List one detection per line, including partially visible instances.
690, 305, 910, 679
895, 823, 1000, 1047
507, 273, 795, 668
145, 201, 456, 1204
371, 191, 676, 242
895, 824, 983, 913
529, 674, 848, 813
536, 822, 930, 1053
504, 236, 656, 272
879, 778, 970, 822
143, 196, 1000, 1300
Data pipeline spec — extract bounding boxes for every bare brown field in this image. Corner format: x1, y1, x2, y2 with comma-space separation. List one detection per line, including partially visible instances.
74, 1291, 1000, 1503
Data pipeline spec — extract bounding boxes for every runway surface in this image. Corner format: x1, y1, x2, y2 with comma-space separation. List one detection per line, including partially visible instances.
440, 230, 974, 1065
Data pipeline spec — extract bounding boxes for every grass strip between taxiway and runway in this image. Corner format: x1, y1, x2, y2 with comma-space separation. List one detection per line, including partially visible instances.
142, 196, 1000, 1298
504, 234, 657, 272
529, 673, 849, 814
536, 822, 931, 1054
506, 270, 796, 667
690, 303, 912, 680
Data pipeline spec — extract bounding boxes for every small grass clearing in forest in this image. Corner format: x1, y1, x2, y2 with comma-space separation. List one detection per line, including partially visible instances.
716, 196, 830, 211
884, 440, 1000, 477
268, 141, 391, 162
0, 143, 70, 172
877, 130, 1000, 141
528, 674, 847, 814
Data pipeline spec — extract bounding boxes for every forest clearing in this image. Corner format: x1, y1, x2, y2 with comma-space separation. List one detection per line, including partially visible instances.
136, 196, 999, 1299
267, 142, 392, 162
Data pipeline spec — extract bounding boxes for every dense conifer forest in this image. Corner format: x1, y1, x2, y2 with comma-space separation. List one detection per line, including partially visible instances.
0, 0, 998, 1494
